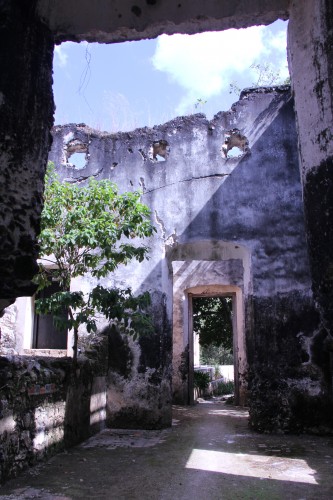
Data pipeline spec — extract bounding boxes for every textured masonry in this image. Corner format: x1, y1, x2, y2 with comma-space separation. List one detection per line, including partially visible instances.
45, 86, 333, 433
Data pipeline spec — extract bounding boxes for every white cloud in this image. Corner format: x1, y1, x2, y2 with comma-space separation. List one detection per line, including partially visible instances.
151, 24, 288, 115
54, 44, 69, 68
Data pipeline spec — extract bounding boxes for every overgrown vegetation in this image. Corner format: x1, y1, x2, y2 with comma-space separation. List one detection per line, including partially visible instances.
212, 380, 234, 396
34, 163, 156, 364
194, 370, 211, 397
200, 345, 233, 366
193, 296, 233, 366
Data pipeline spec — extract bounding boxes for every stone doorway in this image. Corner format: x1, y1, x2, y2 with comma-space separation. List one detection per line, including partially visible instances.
187, 287, 244, 406
171, 256, 248, 407
190, 293, 235, 405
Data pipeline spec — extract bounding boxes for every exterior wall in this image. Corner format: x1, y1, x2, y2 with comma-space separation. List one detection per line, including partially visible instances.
45, 86, 331, 433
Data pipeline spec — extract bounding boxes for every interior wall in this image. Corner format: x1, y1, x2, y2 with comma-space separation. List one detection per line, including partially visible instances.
42, 87, 326, 432
2, 0, 333, 433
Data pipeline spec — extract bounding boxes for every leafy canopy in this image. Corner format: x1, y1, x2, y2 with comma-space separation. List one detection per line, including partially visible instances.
193, 297, 233, 366
193, 297, 233, 349
34, 163, 156, 358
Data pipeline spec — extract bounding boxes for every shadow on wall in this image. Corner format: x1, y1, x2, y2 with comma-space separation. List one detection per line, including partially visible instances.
175, 98, 329, 432
131, 95, 328, 432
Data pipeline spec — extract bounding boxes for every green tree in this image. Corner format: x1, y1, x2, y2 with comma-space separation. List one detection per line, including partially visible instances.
193, 297, 233, 348
34, 163, 156, 364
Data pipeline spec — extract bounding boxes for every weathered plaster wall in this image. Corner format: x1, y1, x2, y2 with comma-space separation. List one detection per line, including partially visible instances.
46, 87, 331, 433
288, 1, 333, 373
1, 0, 332, 436
0, 1, 54, 301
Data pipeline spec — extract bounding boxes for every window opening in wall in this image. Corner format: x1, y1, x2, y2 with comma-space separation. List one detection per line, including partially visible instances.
148, 140, 170, 162
33, 278, 67, 350
221, 129, 250, 159
192, 296, 234, 403
68, 151, 87, 169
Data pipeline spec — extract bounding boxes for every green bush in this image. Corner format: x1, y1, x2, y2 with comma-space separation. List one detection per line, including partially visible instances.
194, 371, 211, 397
213, 380, 234, 396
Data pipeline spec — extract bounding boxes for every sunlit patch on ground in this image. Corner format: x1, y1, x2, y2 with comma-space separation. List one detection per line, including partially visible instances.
185, 448, 318, 484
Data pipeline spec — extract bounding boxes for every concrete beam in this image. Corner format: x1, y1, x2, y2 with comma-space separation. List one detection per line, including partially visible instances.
37, 0, 289, 43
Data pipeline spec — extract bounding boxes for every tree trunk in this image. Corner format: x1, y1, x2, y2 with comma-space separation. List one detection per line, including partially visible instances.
72, 326, 78, 366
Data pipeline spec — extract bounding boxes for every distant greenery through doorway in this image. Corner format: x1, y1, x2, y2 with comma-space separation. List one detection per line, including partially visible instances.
193, 296, 233, 366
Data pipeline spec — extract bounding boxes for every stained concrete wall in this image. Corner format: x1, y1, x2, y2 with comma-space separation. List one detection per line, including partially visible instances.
37, 0, 289, 43
46, 86, 332, 433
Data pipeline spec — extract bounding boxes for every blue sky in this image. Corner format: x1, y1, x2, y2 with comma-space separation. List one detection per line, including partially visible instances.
53, 20, 288, 132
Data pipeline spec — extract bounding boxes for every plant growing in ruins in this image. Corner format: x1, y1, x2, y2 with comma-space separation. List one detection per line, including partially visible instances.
229, 61, 290, 96
193, 297, 233, 366
194, 370, 211, 397
34, 163, 156, 364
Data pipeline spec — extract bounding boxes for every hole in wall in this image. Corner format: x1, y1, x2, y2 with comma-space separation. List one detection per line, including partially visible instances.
227, 147, 245, 158
221, 129, 250, 159
148, 140, 170, 162
68, 151, 87, 169
64, 139, 89, 169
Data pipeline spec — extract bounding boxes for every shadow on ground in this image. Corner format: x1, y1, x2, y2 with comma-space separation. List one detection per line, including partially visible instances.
1, 402, 333, 499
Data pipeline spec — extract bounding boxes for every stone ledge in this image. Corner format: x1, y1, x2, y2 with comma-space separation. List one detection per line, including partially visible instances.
23, 349, 68, 357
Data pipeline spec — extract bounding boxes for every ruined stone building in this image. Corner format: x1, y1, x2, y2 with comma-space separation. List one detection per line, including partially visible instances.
0, 0, 333, 484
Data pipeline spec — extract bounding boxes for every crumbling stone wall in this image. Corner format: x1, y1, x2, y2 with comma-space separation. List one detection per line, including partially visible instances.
0, 351, 108, 484
0, 1, 54, 302
47, 86, 332, 433
1, 0, 333, 437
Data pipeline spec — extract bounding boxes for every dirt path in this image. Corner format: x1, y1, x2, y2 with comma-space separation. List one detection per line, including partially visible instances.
1, 402, 333, 499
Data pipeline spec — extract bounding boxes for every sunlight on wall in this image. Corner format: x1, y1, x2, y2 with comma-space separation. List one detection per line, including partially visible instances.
33, 402, 66, 452
90, 391, 106, 426
185, 449, 317, 484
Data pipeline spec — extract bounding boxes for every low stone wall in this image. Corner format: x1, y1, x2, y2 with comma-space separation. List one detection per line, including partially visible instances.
0, 355, 107, 484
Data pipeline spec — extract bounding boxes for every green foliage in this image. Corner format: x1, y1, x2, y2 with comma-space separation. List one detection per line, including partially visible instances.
213, 380, 234, 396
194, 98, 207, 109
200, 344, 233, 366
194, 371, 211, 394
193, 297, 233, 349
34, 163, 156, 362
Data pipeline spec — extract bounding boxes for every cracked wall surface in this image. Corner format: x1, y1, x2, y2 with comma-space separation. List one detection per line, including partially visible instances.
46, 86, 332, 433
